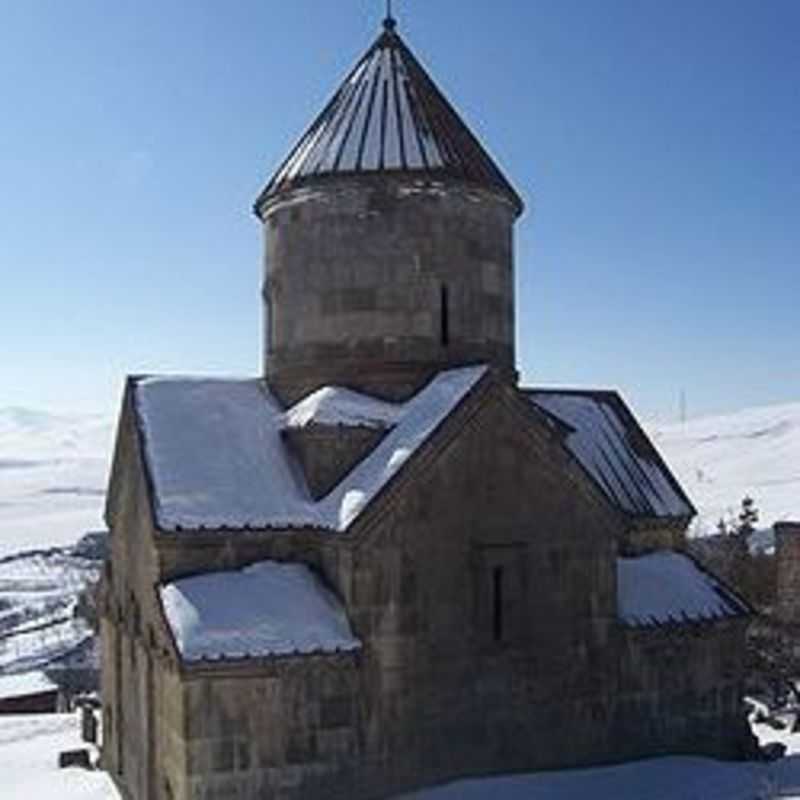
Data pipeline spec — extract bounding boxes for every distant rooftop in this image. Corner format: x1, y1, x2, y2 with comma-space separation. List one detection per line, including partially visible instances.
0, 671, 57, 701
254, 17, 523, 216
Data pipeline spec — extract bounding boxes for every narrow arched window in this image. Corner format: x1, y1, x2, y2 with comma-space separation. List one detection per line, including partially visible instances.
440, 284, 450, 347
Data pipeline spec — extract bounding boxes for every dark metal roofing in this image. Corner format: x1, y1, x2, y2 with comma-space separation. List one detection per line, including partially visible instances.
254, 18, 523, 216
617, 551, 751, 628
525, 389, 696, 521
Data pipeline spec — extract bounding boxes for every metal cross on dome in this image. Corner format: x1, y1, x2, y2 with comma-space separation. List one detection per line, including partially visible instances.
384, 0, 397, 30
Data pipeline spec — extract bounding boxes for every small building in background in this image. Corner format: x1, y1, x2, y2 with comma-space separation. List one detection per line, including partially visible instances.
0, 672, 59, 715
776, 522, 800, 626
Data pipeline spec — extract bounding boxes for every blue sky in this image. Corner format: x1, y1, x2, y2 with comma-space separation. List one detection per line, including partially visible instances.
1, 0, 798, 420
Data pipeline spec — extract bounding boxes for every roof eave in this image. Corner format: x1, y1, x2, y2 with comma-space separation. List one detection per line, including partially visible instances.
253, 168, 524, 221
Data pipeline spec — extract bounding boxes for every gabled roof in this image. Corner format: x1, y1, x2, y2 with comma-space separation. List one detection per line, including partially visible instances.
132, 366, 486, 534
525, 389, 695, 521
160, 561, 360, 662
617, 551, 750, 627
254, 18, 523, 216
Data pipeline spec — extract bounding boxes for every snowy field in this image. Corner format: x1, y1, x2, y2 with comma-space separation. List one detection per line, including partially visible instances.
0, 407, 112, 559
3, 711, 800, 800
651, 401, 800, 539
0, 712, 118, 799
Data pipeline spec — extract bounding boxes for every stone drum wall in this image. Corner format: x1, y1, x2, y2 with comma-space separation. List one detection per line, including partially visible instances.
260, 175, 518, 404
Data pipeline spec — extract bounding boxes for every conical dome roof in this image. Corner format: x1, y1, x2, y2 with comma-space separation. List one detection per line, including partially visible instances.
254, 18, 523, 216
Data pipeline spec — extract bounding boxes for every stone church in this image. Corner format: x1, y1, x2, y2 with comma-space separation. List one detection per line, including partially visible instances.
100, 14, 755, 800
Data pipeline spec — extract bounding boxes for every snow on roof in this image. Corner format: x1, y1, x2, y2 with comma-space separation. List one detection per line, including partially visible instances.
135, 366, 485, 532
0, 671, 57, 701
617, 551, 749, 627
283, 386, 401, 430
160, 561, 360, 662
526, 390, 694, 520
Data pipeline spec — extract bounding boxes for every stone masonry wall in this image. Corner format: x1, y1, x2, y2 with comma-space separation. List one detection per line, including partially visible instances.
620, 521, 685, 556
261, 176, 517, 404
283, 425, 386, 501
776, 522, 800, 624
328, 384, 626, 794
101, 389, 189, 800
614, 621, 753, 761
103, 379, 752, 800
179, 658, 362, 800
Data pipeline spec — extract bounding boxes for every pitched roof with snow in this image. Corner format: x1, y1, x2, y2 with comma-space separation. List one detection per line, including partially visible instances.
160, 561, 360, 662
617, 551, 749, 627
133, 366, 485, 533
254, 19, 523, 216
526, 390, 695, 521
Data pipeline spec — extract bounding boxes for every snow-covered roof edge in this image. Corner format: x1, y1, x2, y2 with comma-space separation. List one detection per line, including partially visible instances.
617, 550, 752, 629
158, 561, 361, 664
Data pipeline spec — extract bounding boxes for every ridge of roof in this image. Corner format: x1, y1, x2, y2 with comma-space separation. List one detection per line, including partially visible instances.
254, 24, 523, 216
521, 387, 621, 399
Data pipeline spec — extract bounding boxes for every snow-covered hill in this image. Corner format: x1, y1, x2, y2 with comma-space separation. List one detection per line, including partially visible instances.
0, 541, 101, 676
0, 407, 113, 559
648, 402, 800, 538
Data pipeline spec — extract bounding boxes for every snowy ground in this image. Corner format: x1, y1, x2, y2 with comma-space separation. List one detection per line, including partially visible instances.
402, 754, 798, 799
3, 711, 800, 800
0, 712, 118, 799
649, 401, 800, 540
402, 707, 800, 798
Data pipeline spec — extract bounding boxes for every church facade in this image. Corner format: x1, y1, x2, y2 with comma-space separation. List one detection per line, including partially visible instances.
100, 16, 755, 800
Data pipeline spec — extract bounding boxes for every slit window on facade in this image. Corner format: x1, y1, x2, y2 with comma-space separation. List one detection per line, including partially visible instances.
114, 630, 124, 775
263, 281, 274, 355
440, 284, 450, 347
492, 565, 504, 642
